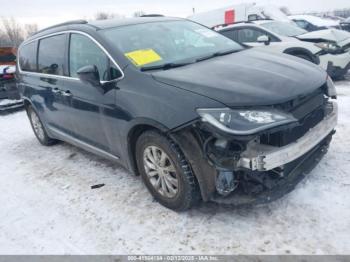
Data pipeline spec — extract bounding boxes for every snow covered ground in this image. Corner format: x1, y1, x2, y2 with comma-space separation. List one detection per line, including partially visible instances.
0, 78, 350, 255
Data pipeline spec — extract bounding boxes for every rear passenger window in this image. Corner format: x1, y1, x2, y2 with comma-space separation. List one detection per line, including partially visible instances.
19, 42, 37, 72
220, 30, 234, 39
69, 34, 109, 81
236, 28, 266, 43
38, 34, 66, 75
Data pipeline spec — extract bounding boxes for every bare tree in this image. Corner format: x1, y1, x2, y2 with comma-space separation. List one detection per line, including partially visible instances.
0, 28, 12, 47
95, 12, 115, 20
24, 23, 38, 37
133, 10, 146, 17
1, 17, 24, 47
280, 6, 291, 16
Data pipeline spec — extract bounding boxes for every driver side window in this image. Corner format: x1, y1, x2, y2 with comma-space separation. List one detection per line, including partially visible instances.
236, 28, 266, 43
69, 34, 109, 81
234, 28, 277, 43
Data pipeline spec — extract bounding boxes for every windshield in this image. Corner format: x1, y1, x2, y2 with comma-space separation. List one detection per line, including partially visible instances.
102, 20, 243, 69
260, 21, 308, 37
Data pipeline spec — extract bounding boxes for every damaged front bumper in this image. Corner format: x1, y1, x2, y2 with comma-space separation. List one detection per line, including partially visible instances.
319, 52, 350, 79
210, 133, 333, 206
238, 102, 337, 172
0, 79, 24, 111
172, 96, 338, 206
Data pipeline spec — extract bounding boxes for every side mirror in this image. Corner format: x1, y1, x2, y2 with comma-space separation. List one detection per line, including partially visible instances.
76, 65, 101, 87
257, 35, 270, 45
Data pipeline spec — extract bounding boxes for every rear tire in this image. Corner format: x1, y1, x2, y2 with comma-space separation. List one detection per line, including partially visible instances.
135, 130, 200, 211
27, 105, 58, 146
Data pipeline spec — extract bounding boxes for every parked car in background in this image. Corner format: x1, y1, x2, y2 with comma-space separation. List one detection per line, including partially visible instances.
18, 17, 337, 211
289, 15, 341, 32
341, 17, 350, 32
0, 47, 23, 111
296, 27, 350, 78
188, 3, 289, 26
216, 21, 321, 63
214, 20, 350, 79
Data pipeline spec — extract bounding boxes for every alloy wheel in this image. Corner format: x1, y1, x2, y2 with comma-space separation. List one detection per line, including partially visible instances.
30, 110, 45, 141
143, 146, 179, 198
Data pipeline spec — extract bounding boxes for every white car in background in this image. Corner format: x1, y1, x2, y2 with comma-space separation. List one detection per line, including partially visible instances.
214, 20, 350, 79
341, 17, 350, 32
289, 14, 341, 32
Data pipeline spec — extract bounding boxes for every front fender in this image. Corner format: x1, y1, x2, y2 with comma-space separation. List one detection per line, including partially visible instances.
170, 127, 217, 202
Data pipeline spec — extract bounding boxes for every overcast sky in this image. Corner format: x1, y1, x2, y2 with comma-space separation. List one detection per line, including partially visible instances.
2, 0, 350, 29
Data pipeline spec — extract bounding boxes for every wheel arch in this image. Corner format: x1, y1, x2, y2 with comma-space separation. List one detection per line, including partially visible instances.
127, 118, 170, 176
22, 97, 33, 109
283, 47, 320, 64
126, 120, 211, 200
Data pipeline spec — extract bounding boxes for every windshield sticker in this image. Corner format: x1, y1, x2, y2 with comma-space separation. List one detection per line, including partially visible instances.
125, 49, 162, 66
195, 28, 217, 38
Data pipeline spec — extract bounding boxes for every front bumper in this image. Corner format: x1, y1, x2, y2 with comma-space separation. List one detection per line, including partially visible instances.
0, 79, 23, 111
237, 102, 337, 171
211, 133, 333, 206
319, 52, 350, 79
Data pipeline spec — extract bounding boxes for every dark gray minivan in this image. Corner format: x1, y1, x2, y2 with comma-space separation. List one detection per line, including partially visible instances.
17, 17, 338, 210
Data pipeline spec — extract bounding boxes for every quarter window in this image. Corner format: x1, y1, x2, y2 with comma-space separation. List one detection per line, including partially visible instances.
38, 34, 66, 75
19, 42, 37, 72
69, 34, 109, 81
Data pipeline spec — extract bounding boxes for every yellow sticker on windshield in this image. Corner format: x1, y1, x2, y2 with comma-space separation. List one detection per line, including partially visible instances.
125, 49, 162, 66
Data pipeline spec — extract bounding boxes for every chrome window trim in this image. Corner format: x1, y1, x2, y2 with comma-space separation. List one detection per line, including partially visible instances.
18, 30, 125, 82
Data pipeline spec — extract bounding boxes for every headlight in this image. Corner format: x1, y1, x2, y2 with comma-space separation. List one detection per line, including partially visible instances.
326, 76, 337, 98
315, 42, 342, 54
197, 108, 297, 135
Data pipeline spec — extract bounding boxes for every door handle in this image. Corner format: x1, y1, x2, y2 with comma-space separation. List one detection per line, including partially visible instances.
52, 87, 61, 94
61, 90, 72, 97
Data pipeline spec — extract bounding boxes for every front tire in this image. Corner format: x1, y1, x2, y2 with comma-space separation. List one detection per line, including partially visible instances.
135, 131, 200, 211
27, 105, 58, 146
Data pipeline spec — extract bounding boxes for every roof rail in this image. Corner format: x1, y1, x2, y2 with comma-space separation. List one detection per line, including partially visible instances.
32, 19, 88, 36
211, 21, 253, 30
211, 18, 274, 30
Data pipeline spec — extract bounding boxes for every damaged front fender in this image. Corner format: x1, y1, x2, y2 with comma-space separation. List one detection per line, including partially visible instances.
170, 126, 218, 202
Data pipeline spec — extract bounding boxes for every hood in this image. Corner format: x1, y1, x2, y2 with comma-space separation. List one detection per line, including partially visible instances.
297, 29, 350, 47
152, 49, 327, 107
289, 15, 340, 27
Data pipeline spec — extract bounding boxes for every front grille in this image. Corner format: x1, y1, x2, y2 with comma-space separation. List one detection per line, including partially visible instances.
260, 88, 327, 147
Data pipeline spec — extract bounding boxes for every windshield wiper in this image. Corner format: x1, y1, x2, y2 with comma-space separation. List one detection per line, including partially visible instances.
196, 49, 240, 62
141, 61, 194, 71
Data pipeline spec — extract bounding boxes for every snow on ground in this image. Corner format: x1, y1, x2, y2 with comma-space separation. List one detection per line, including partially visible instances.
1, 79, 350, 255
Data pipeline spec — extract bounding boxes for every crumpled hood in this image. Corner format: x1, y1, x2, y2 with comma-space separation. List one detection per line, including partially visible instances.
152, 49, 327, 107
297, 29, 350, 47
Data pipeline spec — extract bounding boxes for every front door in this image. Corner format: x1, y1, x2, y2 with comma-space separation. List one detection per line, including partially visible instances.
66, 33, 122, 154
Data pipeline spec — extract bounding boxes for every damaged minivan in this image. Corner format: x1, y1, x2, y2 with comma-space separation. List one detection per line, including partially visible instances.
17, 17, 338, 210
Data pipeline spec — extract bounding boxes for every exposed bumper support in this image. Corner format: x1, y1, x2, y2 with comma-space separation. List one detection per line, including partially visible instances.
238, 102, 338, 171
